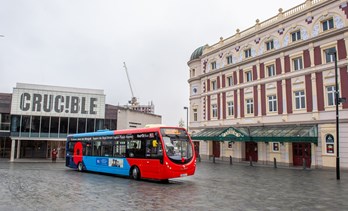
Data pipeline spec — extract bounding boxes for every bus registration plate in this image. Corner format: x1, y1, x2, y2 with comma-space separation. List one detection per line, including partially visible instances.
180, 173, 188, 177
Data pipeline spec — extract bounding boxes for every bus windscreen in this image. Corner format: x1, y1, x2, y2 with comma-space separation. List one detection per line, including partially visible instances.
160, 128, 193, 164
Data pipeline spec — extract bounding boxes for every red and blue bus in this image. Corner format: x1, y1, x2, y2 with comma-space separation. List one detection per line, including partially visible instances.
65, 126, 196, 181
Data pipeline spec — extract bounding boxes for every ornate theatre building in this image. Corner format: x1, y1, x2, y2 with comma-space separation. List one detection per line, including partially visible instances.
188, 0, 348, 168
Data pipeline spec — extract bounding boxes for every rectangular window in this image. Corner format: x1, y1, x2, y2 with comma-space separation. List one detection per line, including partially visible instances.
246, 99, 254, 114
227, 76, 233, 86
272, 142, 280, 152
211, 80, 217, 90
211, 61, 217, 70
212, 104, 218, 118
267, 64, 275, 77
226, 56, 233, 64
227, 101, 234, 116
244, 48, 251, 58
327, 86, 335, 106
191, 69, 195, 77
325, 134, 334, 154
245, 71, 252, 82
266, 40, 274, 51
193, 109, 198, 121
268, 95, 277, 112
291, 30, 301, 42
324, 47, 336, 63
294, 90, 306, 109
322, 18, 334, 31
292, 57, 303, 71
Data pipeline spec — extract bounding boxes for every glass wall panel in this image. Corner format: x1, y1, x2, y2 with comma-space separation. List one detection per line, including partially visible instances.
21, 116, 31, 137
87, 119, 95, 132
96, 119, 104, 131
60, 117, 68, 134
31, 116, 41, 137
78, 118, 86, 133
104, 119, 111, 130
59, 117, 69, 134
0, 113, 10, 130
41, 117, 50, 133
51, 117, 59, 137
11, 115, 21, 136
69, 118, 77, 134
21, 115, 30, 132
110, 120, 116, 130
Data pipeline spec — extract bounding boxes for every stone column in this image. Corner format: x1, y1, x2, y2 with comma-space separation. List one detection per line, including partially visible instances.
282, 80, 287, 114
237, 89, 241, 118
258, 85, 262, 117
10, 139, 16, 162
280, 52, 285, 74
16, 140, 21, 159
309, 43, 314, 67
312, 73, 318, 112
344, 32, 348, 59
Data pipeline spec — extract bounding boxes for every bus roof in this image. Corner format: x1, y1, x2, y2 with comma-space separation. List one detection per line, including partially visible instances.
68, 130, 115, 138
68, 126, 186, 138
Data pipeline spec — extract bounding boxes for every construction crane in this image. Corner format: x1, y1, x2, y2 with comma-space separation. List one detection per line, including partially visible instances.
123, 62, 139, 107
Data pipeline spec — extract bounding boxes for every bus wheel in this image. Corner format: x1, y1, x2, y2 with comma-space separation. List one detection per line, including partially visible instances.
131, 166, 140, 180
160, 179, 169, 184
77, 162, 84, 172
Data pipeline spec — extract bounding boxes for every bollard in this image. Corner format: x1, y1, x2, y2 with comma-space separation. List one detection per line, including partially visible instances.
274, 157, 277, 168
230, 156, 232, 165
249, 156, 253, 166
213, 156, 215, 163
303, 158, 306, 170
198, 154, 201, 162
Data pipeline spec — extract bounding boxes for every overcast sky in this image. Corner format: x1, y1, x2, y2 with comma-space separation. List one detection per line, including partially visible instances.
0, 0, 304, 126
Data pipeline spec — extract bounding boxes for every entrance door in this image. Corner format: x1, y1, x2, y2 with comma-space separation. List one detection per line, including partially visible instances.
293, 143, 311, 168
245, 142, 258, 162
0, 137, 11, 158
212, 141, 220, 157
193, 141, 200, 158
21, 140, 47, 158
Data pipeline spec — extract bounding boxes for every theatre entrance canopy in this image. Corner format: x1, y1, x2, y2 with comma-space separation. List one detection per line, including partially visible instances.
190, 125, 318, 145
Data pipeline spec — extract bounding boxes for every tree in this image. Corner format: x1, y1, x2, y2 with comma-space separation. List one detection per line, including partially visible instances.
178, 118, 185, 128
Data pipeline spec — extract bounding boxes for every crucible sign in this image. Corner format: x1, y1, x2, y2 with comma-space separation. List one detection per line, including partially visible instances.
11, 84, 105, 118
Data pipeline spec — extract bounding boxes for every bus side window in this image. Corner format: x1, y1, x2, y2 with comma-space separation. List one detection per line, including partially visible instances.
101, 140, 112, 157
93, 141, 101, 156
127, 140, 144, 158
146, 139, 163, 158
113, 141, 126, 157
68, 142, 75, 154
85, 141, 92, 156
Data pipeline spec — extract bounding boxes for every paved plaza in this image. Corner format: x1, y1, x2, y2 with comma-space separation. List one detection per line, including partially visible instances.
0, 160, 347, 210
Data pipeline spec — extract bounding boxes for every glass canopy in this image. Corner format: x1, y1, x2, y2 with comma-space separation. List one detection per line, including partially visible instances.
191, 125, 318, 144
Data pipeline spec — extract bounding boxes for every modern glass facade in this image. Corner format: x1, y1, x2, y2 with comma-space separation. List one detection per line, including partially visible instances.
10, 115, 105, 138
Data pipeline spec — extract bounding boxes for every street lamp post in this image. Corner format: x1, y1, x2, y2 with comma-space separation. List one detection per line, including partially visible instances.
327, 48, 340, 180
183, 106, 188, 131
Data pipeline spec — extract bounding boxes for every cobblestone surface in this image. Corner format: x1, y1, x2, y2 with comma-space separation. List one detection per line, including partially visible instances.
0, 161, 347, 210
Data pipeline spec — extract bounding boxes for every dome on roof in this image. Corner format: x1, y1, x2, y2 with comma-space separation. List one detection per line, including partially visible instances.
189, 45, 206, 61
